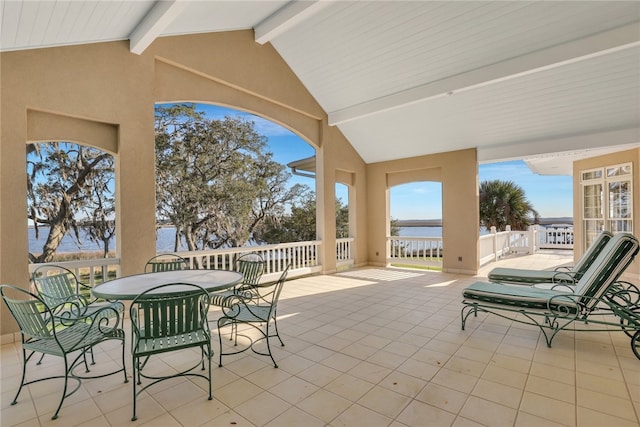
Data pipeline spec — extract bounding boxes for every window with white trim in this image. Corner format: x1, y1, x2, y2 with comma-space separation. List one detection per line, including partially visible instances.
581, 163, 633, 248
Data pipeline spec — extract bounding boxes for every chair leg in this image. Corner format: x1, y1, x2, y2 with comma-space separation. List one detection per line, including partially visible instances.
132, 356, 138, 421
264, 321, 278, 368
121, 338, 129, 384
206, 344, 212, 400
272, 316, 285, 347
11, 347, 29, 406
218, 319, 225, 367
89, 346, 96, 365
51, 356, 70, 420
136, 357, 143, 385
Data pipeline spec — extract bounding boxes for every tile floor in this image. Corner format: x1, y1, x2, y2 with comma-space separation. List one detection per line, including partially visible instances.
2, 251, 639, 426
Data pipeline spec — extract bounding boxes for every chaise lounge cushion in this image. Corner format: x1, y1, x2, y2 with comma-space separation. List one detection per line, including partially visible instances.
487, 230, 613, 285
462, 282, 576, 311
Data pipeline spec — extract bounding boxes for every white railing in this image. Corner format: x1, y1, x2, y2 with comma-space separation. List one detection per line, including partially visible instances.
479, 229, 511, 266
479, 225, 573, 266
176, 241, 323, 282
538, 226, 574, 249
478, 226, 533, 266
387, 236, 443, 268
27, 240, 351, 285
28, 257, 121, 287
336, 237, 354, 268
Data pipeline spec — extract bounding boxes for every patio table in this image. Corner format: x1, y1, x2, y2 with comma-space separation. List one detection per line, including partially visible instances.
92, 269, 243, 300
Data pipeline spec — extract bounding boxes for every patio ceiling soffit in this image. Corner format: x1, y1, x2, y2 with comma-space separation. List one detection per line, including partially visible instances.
324, 22, 640, 127
128, 2, 640, 142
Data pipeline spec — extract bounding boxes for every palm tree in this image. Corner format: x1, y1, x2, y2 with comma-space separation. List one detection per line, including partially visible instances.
479, 180, 539, 231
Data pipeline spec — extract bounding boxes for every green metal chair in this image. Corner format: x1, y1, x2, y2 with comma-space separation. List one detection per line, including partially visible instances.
235, 252, 266, 286
209, 252, 266, 307
130, 283, 212, 421
144, 253, 189, 272
0, 284, 127, 420
217, 264, 290, 368
32, 264, 124, 322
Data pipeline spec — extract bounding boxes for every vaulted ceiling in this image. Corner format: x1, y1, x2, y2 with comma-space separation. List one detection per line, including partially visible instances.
2, 1, 639, 174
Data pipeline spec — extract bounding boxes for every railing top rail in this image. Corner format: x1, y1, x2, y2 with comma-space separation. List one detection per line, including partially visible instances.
168, 240, 323, 258
28, 257, 121, 273
387, 236, 443, 242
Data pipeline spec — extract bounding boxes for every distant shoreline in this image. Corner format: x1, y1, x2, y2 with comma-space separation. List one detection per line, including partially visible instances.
397, 217, 573, 227
30, 218, 574, 229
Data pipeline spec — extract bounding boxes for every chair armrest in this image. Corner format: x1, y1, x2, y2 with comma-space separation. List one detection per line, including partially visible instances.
48, 294, 91, 319
551, 271, 577, 284
53, 304, 123, 349
605, 281, 640, 309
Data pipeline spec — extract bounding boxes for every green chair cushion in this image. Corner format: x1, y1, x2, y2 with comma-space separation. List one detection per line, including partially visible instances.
462, 282, 577, 311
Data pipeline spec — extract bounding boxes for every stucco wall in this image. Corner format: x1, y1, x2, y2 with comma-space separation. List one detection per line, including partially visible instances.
0, 30, 369, 337
0, 30, 480, 338
573, 148, 640, 279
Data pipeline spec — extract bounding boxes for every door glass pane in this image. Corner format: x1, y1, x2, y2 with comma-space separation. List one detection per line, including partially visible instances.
607, 164, 632, 177
583, 184, 602, 219
609, 180, 631, 219
582, 170, 602, 181
584, 220, 605, 248
608, 220, 632, 233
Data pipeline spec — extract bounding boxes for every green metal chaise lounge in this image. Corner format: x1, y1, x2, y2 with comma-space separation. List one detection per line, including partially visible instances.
462, 232, 640, 357
487, 230, 613, 285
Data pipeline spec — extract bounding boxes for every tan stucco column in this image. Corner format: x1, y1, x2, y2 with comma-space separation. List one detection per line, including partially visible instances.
115, 122, 157, 277
0, 97, 30, 338
316, 126, 338, 274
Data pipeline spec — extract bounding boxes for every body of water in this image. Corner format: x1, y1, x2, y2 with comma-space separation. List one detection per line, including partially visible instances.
28, 227, 180, 254
30, 226, 447, 254
31, 224, 561, 254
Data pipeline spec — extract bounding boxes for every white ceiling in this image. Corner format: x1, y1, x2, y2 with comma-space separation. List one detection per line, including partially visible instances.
2, 0, 639, 175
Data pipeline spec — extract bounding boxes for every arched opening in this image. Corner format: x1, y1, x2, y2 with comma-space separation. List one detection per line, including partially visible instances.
335, 182, 349, 238
152, 103, 316, 254
23, 108, 120, 281
389, 181, 443, 270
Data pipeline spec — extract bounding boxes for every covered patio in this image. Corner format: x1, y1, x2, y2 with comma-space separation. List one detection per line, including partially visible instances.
2, 251, 639, 426
2, 3, 640, 425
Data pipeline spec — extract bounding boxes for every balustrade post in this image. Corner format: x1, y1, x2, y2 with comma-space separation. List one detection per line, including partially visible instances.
491, 226, 498, 261
528, 225, 536, 254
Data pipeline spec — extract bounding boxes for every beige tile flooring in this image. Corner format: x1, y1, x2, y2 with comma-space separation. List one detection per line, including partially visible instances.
2, 251, 639, 426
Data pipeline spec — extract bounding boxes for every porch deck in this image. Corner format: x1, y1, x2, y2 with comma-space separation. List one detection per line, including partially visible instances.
2, 250, 638, 426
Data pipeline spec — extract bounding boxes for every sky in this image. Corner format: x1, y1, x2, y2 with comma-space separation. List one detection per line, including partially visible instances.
194, 104, 574, 220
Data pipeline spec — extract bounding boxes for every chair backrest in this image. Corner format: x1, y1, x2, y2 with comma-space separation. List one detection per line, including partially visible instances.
32, 265, 81, 308
571, 230, 613, 277
0, 285, 53, 339
145, 254, 189, 273
574, 232, 639, 308
130, 283, 210, 340
264, 264, 290, 315
235, 252, 265, 286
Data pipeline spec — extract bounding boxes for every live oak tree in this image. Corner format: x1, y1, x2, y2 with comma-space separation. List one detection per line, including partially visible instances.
27, 142, 115, 262
155, 104, 307, 251
254, 194, 350, 243
479, 179, 539, 231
